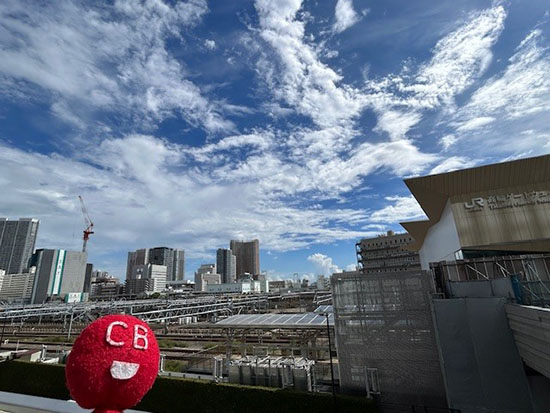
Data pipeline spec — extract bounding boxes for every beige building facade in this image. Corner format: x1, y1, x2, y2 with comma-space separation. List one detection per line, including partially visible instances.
401, 155, 550, 269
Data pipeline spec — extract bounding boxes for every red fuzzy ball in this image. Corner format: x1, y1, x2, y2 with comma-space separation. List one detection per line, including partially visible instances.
65, 314, 160, 413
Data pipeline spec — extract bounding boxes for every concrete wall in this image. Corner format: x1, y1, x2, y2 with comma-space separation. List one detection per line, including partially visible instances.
419, 201, 461, 270
505, 304, 550, 379
60, 251, 87, 296
432, 298, 533, 413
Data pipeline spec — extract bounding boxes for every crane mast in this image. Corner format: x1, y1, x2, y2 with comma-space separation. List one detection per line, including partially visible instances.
78, 195, 94, 253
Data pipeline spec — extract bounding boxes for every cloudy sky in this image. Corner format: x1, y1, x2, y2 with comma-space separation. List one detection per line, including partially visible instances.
1, 0, 549, 280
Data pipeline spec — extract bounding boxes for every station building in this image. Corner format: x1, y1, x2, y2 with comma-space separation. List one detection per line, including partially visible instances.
401, 154, 550, 269
331, 155, 550, 411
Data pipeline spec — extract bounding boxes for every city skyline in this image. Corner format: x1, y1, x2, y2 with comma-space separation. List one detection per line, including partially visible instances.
0, 0, 549, 280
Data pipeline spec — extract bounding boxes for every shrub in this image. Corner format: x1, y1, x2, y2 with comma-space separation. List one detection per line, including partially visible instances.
0, 361, 376, 413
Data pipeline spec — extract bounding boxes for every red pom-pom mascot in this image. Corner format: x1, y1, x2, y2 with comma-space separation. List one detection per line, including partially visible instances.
65, 314, 160, 413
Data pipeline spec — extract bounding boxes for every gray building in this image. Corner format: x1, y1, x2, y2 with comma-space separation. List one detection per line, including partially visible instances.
194, 264, 220, 292
127, 263, 167, 295
355, 230, 420, 274
90, 275, 121, 300
30, 249, 87, 304
0, 218, 39, 274
230, 239, 260, 278
83, 263, 93, 293
216, 248, 236, 284
0, 268, 35, 303
127, 247, 184, 282
126, 248, 149, 280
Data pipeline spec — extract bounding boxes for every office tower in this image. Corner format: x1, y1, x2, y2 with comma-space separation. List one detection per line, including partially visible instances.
356, 230, 420, 274
0, 218, 39, 274
173, 249, 185, 281
194, 264, 219, 292
216, 248, 236, 284
0, 268, 35, 303
126, 263, 167, 295
126, 247, 184, 282
229, 239, 260, 278
30, 249, 87, 304
126, 248, 149, 280
83, 263, 93, 293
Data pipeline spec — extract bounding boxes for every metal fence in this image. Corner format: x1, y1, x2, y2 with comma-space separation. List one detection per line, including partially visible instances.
331, 270, 447, 407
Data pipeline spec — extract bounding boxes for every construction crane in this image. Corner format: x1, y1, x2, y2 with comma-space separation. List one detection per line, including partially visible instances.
78, 195, 94, 253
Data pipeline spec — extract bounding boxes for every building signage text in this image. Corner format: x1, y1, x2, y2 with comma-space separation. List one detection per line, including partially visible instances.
464, 191, 550, 212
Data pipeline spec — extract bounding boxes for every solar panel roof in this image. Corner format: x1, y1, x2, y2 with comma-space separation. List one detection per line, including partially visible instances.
216, 312, 333, 328
314, 305, 333, 313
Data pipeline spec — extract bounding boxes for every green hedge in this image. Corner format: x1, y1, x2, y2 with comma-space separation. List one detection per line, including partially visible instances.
0, 361, 376, 413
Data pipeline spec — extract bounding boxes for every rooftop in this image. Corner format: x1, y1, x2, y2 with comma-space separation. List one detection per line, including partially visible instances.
216, 312, 333, 329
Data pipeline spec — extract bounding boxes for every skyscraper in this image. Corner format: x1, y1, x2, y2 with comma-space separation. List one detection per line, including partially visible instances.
126, 247, 184, 282
216, 248, 236, 284
126, 263, 167, 295
229, 239, 260, 278
126, 248, 149, 280
83, 263, 93, 293
0, 218, 39, 274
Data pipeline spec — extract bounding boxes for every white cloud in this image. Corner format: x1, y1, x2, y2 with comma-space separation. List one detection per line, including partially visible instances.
429, 156, 479, 175
455, 116, 495, 131
307, 253, 341, 276
345, 263, 357, 271
0, 0, 234, 133
204, 39, 216, 50
442, 29, 550, 157
370, 196, 427, 223
440, 134, 457, 151
454, 29, 550, 130
373, 110, 422, 141
333, 0, 362, 34
407, 6, 506, 107
254, 0, 367, 129
352, 5, 507, 142
0, 137, 376, 277
364, 6, 506, 119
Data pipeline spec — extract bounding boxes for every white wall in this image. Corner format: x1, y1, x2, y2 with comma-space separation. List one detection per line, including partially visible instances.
419, 200, 462, 270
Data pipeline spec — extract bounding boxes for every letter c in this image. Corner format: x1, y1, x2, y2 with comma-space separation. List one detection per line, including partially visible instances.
106, 321, 128, 347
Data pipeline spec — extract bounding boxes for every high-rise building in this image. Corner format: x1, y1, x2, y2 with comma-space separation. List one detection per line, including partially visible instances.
83, 263, 93, 293
30, 249, 87, 304
0, 268, 35, 303
194, 264, 220, 292
126, 248, 149, 280
356, 230, 420, 274
126, 247, 184, 281
229, 239, 260, 278
216, 248, 236, 284
126, 263, 167, 295
0, 218, 39, 274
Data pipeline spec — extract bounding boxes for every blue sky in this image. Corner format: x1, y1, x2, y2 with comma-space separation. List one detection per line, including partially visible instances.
0, 0, 549, 281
